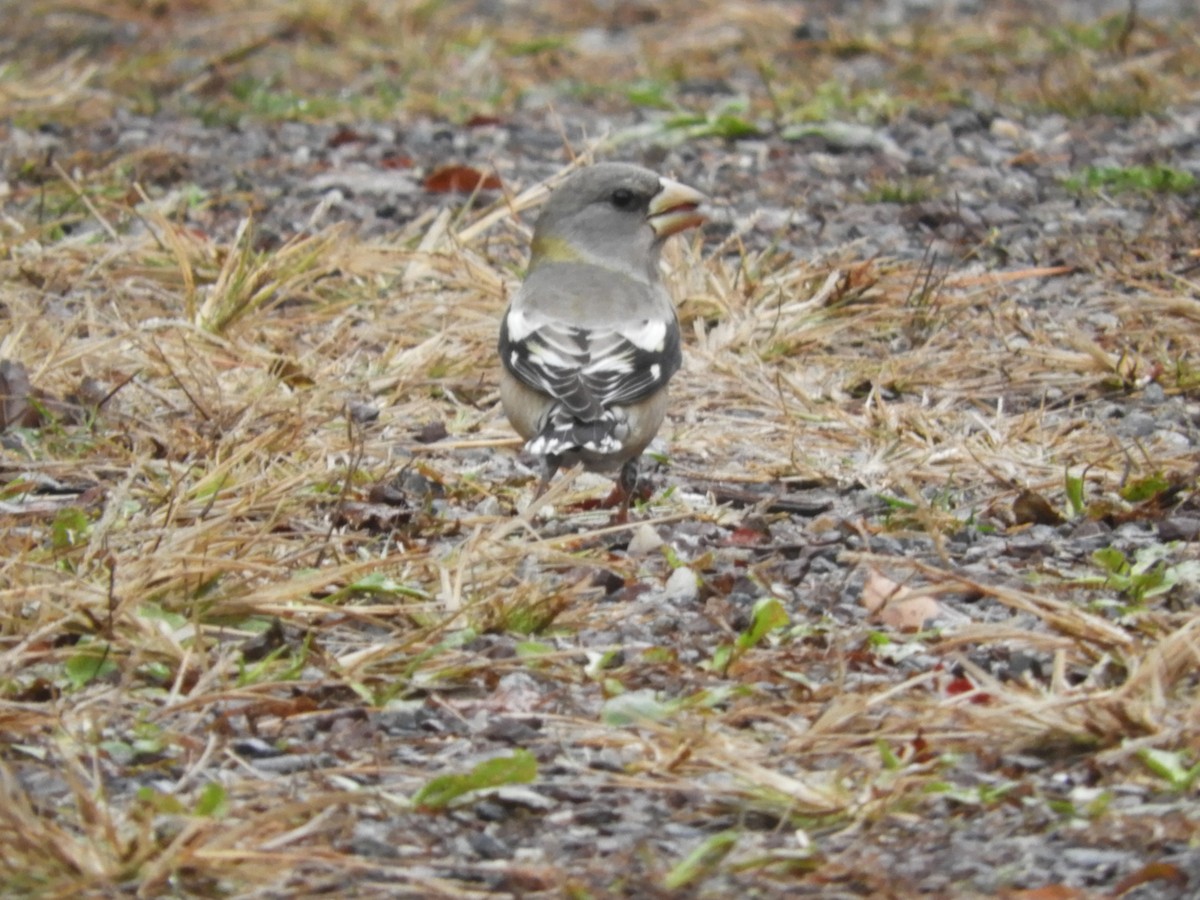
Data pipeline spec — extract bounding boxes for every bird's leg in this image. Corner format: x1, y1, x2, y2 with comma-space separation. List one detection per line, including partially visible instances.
613, 458, 640, 524
531, 454, 561, 502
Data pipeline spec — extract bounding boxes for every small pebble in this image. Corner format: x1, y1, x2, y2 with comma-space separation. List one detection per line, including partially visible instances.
663, 566, 699, 603
626, 523, 664, 556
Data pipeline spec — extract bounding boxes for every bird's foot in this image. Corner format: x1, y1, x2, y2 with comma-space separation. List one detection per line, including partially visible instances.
609, 459, 642, 524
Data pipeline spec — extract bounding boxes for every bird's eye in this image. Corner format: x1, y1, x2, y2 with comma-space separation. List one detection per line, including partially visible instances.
609, 188, 636, 210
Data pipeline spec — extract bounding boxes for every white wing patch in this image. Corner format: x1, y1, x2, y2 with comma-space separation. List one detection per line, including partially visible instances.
622, 318, 667, 352
504, 307, 537, 342
499, 303, 682, 459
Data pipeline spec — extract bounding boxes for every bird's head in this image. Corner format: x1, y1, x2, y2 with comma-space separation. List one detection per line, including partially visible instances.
529, 163, 707, 277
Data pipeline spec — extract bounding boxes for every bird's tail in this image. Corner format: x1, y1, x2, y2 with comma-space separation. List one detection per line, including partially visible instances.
526, 406, 623, 458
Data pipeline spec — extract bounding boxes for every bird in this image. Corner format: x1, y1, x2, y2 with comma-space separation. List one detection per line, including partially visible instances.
498, 162, 707, 520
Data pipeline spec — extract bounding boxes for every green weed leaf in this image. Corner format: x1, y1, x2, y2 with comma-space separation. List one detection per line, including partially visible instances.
413, 749, 538, 810
65, 644, 116, 688
663, 831, 739, 890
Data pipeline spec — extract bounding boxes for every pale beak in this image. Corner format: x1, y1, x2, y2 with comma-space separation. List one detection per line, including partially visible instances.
647, 177, 708, 238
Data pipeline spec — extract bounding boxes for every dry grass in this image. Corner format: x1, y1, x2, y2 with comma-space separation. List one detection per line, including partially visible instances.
2, 0, 1200, 896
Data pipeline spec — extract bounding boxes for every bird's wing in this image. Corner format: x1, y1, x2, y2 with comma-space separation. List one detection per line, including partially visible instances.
499, 305, 681, 421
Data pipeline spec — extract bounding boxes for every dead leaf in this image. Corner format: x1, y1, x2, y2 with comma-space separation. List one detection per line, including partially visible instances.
1112, 860, 1188, 896
412, 420, 448, 443
0, 359, 89, 430
240, 618, 288, 662
465, 114, 504, 128
705, 571, 736, 596
879, 594, 941, 631
381, 152, 414, 170
238, 695, 320, 721
861, 570, 942, 631
944, 673, 991, 703
0, 359, 38, 430
1001, 886, 1089, 900
1012, 489, 1065, 526
267, 356, 315, 388
910, 732, 934, 763
944, 675, 975, 695
334, 501, 413, 533
1007, 148, 1043, 168
366, 482, 408, 506
725, 524, 770, 547
129, 148, 192, 186
860, 570, 908, 611
423, 164, 501, 194
327, 126, 367, 148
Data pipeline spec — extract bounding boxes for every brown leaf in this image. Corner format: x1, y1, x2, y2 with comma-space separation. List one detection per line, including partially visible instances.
1002, 887, 1089, 900
944, 674, 991, 703
861, 570, 942, 631
705, 571, 736, 596
10, 677, 58, 703
494, 866, 559, 893
1112, 861, 1188, 896
267, 356, 315, 388
381, 152, 414, 170
860, 571, 908, 612
327, 126, 367, 148
910, 732, 934, 763
240, 618, 288, 662
1012, 489, 1065, 526
366, 482, 409, 506
465, 114, 504, 128
1007, 148, 1043, 168
412, 420, 448, 443
725, 525, 770, 547
129, 148, 192, 186
334, 500, 413, 533
944, 675, 975, 695
239, 695, 320, 721
423, 164, 501, 194
879, 594, 940, 631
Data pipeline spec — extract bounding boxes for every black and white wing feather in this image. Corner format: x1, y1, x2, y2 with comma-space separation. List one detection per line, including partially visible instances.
499, 288, 681, 457
500, 312, 679, 414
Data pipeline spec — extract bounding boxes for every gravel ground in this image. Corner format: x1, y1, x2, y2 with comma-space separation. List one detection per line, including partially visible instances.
3, 0, 1200, 896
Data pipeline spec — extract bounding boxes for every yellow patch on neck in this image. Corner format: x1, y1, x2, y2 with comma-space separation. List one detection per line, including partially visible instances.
530, 235, 582, 263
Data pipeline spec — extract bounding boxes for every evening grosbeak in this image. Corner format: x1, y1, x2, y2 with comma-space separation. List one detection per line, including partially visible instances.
498, 163, 707, 519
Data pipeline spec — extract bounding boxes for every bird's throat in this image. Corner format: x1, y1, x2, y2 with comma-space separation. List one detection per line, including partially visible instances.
530, 235, 583, 264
